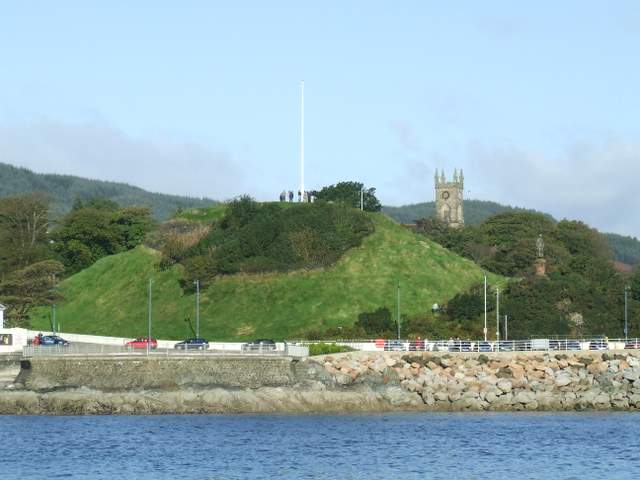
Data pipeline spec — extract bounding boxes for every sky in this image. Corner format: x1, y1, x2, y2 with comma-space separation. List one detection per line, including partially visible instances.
1, 1, 640, 237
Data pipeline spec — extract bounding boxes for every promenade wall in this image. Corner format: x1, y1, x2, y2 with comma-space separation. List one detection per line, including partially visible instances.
2, 350, 640, 414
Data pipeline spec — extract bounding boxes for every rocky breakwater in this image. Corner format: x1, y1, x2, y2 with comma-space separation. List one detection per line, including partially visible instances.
307, 350, 640, 411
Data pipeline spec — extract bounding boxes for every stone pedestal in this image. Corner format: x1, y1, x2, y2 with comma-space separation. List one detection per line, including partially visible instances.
535, 258, 547, 276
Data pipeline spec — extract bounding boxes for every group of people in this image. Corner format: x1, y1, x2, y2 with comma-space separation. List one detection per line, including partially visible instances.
279, 190, 316, 203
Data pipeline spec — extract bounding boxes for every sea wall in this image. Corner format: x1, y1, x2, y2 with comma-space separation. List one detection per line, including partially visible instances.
310, 350, 640, 411
2, 351, 640, 414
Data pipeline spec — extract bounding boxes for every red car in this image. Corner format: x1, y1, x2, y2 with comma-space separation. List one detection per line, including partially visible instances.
125, 337, 158, 349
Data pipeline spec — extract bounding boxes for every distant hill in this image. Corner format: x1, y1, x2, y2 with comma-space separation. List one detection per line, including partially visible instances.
383, 200, 640, 266
31, 213, 503, 341
0, 162, 217, 220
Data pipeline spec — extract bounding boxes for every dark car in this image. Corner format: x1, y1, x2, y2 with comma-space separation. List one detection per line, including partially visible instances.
550, 340, 581, 351
37, 335, 70, 346
474, 341, 492, 352
174, 337, 209, 350
242, 339, 277, 352
384, 340, 405, 351
589, 339, 608, 351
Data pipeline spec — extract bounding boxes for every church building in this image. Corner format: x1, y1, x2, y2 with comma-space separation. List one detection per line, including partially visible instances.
434, 169, 464, 228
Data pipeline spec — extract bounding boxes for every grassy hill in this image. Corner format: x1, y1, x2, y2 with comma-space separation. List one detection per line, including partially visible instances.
0, 162, 217, 220
31, 213, 503, 341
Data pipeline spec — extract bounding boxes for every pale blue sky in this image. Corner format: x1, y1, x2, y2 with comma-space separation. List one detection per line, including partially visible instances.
1, 1, 639, 236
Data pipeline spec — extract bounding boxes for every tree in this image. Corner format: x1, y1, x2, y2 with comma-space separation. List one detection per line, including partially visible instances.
355, 307, 394, 335
315, 181, 382, 212
0, 260, 64, 328
0, 193, 52, 273
53, 199, 154, 273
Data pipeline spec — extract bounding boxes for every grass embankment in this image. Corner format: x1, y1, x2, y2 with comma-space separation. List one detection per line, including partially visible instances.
32, 214, 503, 341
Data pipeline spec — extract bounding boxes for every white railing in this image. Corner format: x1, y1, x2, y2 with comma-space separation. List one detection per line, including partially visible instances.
288, 338, 640, 353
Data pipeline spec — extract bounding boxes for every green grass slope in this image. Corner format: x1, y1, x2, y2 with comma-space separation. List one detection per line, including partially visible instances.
32, 214, 503, 341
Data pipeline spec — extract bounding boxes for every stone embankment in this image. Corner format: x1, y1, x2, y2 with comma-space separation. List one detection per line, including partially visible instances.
309, 350, 640, 411
1, 351, 640, 414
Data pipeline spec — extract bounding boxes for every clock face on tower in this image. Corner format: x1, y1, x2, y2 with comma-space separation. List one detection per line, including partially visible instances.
441, 191, 450, 200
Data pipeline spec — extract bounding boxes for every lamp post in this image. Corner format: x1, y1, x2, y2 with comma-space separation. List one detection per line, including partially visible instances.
496, 287, 500, 344
625, 285, 630, 341
483, 275, 488, 342
194, 279, 200, 338
396, 280, 401, 340
360, 188, 364, 211
147, 278, 153, 356
504, 314, 508, 341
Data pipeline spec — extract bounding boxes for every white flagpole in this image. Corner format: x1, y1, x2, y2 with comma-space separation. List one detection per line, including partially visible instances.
300, 80, 305, 201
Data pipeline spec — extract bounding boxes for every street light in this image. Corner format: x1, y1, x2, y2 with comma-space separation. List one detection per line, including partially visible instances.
147, 278, 153, 356
625, 285, 630, 341
360, 188, 364, 211
483, 274, 488, 341
194, 279, 200, 338
496, 287, 500, 344
396, 280, 401, 340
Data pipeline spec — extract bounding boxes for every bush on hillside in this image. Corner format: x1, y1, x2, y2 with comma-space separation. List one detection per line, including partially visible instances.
177, 197, 374, 286
355, 307, 395, 336
308, 343, 354, 356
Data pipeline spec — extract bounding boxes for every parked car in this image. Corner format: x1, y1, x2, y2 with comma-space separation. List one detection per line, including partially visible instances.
35, 334, 69, 346
384, 340, 405, 351
589, 339, 608, 351
474, 341, 492, 352
550, 340, 581, 351
174, 337, 209, 350
241, 339, 277, 352
625, 339, 640, 350
125, 337, 158, 349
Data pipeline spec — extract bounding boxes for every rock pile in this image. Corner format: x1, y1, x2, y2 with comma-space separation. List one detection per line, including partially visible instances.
303, 351, 640, 411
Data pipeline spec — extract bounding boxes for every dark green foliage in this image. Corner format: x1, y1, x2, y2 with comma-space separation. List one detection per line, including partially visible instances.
385, 199, 640, 266
355, 307, 395, 335
447, 283, 494, 325
0, 193, 53, 274
603, 233, 640, 266
179, 197, 374, 285
0, 162, 216, 220
315, 181, 382, 212
423, 211, 634, 338
308, 343, 354, 355
53, 200, 154, 273
0, 260, 64, 328
383, 199, 548, 225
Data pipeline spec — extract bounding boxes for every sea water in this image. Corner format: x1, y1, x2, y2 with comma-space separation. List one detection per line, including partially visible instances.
1, 412, 638, 479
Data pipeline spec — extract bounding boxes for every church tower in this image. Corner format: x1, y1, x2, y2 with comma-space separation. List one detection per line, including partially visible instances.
434, 168, 464, 228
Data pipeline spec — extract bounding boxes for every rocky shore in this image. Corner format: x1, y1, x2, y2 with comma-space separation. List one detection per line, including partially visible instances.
1, 351, 640, 414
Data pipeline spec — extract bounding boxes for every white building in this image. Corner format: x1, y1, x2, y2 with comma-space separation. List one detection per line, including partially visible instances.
0, 303, 5, 329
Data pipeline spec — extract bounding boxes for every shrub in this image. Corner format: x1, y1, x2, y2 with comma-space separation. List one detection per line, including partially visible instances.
308, 343, 354, 356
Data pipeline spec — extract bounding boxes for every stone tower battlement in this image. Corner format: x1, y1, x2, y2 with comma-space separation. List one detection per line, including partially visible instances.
434, 168, 464, 228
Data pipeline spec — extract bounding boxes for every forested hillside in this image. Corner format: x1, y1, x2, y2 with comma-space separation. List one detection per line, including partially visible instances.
0, 162, 216, 219
384, 199, 640, 265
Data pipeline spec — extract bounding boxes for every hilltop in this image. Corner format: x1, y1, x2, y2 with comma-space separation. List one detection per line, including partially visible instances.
0, 162, 216, 219
31, 212, 502, 340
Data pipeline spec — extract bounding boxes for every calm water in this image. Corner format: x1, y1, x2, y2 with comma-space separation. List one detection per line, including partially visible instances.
1, 412, 639, 479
